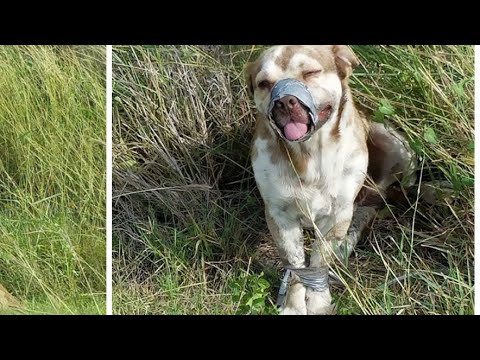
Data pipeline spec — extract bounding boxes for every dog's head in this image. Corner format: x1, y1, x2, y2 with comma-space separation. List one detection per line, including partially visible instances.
245, 45, 359, 142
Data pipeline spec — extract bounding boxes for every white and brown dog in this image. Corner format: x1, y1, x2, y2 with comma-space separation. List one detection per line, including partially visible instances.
245, 45, 417, 315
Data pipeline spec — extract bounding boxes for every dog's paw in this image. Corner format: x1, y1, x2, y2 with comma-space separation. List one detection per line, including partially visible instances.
280, 282, 307, 315
307, 303, 336, 315
280, 305, 307, 315
305, 288, 336, 315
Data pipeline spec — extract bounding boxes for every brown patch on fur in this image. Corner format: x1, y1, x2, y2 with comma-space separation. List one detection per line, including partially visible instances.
252, 115, 270, 162
244, 60, 261, 96
332, 45, 360, 80
329, 85, 369, 144
254, 115, 270, 140
267, 136, 310, 176
275, 46, 302, 71
309, 46, 337, 73
330, 85, 348, 140
275, 46, 339, 74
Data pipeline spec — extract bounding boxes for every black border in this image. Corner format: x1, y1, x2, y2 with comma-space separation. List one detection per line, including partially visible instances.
1, 13, 478, 44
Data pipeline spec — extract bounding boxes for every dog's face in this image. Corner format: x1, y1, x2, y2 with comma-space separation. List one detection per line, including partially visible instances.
245, 45, 359, 141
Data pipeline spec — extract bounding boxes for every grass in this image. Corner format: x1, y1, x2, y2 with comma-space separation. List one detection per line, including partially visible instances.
0, 46, 106, 315
112, 45, 474, 315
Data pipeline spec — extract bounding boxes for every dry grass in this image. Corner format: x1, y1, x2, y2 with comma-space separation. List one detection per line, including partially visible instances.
112, 45, 474, 315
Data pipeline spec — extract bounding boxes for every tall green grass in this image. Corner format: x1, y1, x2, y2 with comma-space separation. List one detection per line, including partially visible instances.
0, 46, 106, 314
112, 45, 473, 315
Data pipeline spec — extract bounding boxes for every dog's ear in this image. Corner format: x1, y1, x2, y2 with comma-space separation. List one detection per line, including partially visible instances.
332, 45, 359, 80
244, 61, 258, 98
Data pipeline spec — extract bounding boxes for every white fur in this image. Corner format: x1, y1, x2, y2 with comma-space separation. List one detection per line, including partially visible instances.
253, 122, 367, 232
281, 283, 307, 315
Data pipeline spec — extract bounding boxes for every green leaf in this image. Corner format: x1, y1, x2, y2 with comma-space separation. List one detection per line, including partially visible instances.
409, 139, 424, 155
461, 176, 474, 187
250, 292, 264, 301
468, 141, 474, 151
413, 71, 422, 83
257, 278, 270, 290
453, 83, 464, 97
379, 99, 395, 115
253, 297, 265, 307
373, 110, 385, 123
424, 127, 439, 144
453, 77, 473, 97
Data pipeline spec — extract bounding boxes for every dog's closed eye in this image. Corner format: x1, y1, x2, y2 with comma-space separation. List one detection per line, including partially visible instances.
258, 80, 273, 90
303, 70, 322, 79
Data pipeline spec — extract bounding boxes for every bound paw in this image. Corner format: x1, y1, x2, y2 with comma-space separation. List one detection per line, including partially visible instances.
305, 287, 336, 315
279, 283, 307, 315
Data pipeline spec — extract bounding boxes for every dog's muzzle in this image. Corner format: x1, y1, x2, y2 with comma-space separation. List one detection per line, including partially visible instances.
268, 78, 318, 143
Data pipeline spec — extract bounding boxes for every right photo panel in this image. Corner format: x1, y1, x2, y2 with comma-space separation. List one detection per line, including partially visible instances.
112, 45, 474, 315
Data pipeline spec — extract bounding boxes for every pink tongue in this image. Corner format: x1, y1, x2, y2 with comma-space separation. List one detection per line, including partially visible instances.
283, 120, 308, 141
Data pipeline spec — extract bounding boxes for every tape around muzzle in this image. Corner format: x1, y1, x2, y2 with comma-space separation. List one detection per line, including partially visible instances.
268, 78, 319, 143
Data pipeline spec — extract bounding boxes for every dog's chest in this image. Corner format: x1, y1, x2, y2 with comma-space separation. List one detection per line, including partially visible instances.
252, 138, 351, 225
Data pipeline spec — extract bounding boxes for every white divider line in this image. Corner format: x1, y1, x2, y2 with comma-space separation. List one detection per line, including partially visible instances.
474, 45, 479, 316
106, 44, 113, 315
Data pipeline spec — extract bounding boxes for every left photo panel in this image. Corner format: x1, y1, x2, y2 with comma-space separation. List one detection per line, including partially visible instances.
0, 46, 106, 314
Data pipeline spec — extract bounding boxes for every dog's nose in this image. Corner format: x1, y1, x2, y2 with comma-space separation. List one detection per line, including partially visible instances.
276, 95, 298, 110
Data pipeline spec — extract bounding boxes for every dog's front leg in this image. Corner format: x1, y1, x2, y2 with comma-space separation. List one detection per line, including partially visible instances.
265, 208, 307, 315
306, 205, 355, 315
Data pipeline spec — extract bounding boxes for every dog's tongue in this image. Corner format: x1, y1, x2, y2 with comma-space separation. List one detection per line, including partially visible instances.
284, 120, 308, 141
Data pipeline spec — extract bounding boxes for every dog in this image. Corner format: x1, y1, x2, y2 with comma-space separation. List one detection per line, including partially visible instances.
245, 45, 417, 315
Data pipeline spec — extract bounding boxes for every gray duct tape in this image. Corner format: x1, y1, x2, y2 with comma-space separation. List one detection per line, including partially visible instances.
268, 79, 318, 143
277, 266, 330, 308
287, 266, 330, 291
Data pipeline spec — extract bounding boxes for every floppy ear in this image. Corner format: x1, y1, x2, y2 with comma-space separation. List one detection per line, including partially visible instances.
332, 45, 359, 80
243, 61, 258, 98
